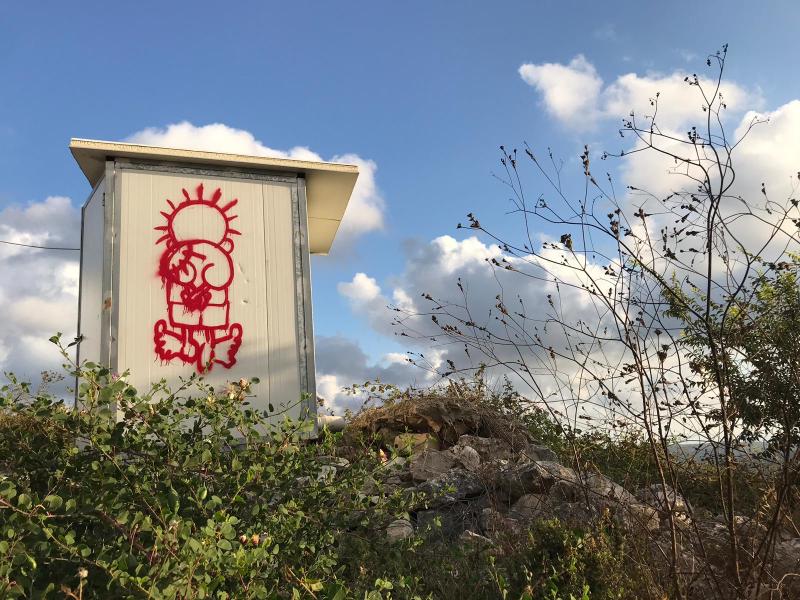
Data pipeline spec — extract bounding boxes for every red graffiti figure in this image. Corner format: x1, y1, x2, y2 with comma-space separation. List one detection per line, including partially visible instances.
153, 183, 243, 373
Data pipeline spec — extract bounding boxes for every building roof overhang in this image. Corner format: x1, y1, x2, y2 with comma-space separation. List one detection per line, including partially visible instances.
70, 138, 359, 254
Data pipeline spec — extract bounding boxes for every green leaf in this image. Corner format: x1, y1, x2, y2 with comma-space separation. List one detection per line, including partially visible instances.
44, 494, 63, 510
220, 523, 236, 540
217, 539, 232, 551
331, 588, 346, 600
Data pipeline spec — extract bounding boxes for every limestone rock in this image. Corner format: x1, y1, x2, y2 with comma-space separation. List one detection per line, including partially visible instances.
519, 443, 559, 463
394, 432, 440, 455
416, 468, 485, 507
510, 493, 548, 521
386, 518, 414, 543
410, 449, 456, 482
636, 483, 691, 514
500, 460, 578, 500
584, 473, 638, 506
459, 530, 494, 547
479, 507, 521, 536
613, 502, 660, 532
448, 443, 481, 471
456, 435, 515, 462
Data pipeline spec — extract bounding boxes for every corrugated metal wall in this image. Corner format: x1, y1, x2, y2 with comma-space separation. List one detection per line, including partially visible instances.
76, 179, 105, 367
113, 167, 304, 417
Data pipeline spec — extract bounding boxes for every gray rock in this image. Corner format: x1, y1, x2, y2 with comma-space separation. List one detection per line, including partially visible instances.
457, 435, 515, 462
416, 495, 490, 538
317, 455, 350, 469
394, 432, 440, 455
519, 443, 559, 463
612, 502, 660, 532
448, 444, 481, 471
500, 460, 578, 499
416, 468, 486, 507
584, 473, 638, 505
385, 518, 414, 542
459, 530, 494, 547
510, 493, 548, 521
548, 500, 597, 525
548, 472, 637, 508
636, 483, 691, 514
410, 449, 456, 482
479, 507, 521, 536
549, 478, 583, 502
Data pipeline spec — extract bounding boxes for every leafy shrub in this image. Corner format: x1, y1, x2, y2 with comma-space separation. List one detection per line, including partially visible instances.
0, 338, 407, 599
342, 517, 644, 600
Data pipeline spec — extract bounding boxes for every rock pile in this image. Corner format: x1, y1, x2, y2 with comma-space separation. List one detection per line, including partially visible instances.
341, 396, 800, 597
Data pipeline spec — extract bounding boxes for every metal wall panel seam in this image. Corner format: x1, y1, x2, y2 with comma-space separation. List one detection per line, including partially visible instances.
297, 176, 317, 436
109, 163, 123, 376
290, 181, 309, 425
99, 161, 115, 374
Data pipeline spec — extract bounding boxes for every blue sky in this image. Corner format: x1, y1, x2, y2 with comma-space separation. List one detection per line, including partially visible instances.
1, 1, 799, 408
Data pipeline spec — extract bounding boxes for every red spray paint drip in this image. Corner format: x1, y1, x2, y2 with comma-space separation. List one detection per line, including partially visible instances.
153, 183, 243, 373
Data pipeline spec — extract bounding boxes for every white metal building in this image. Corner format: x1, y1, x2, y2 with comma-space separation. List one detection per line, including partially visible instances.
71, 139, 358, 429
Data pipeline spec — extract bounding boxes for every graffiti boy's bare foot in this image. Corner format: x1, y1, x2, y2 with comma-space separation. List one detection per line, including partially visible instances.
212, 323, 243, 369
154, 320, 199, 366
154, 320, 184, 360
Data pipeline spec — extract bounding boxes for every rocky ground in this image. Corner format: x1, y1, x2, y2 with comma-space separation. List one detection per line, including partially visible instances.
335, 396, 800, 599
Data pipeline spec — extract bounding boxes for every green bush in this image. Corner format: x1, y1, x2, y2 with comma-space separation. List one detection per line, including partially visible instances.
0, 338, 658, 599
0, 338, 408, 599
341, 516, 643, 600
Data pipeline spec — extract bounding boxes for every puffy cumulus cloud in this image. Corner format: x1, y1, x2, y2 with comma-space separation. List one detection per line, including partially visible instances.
337, 272, 415, 337
336, 234, 724, 441
338, 272, 382, 303
314, 335, 429, 414
519, 55, 759, 131
329, 154, 384, 241
336, 235, 620, 404
519, 55, 604, 126
522, 55, 799, 279
127, 122, 385, 248
0, 197, 81, 382
615, 99, 800, 268
733, 100, 800, 202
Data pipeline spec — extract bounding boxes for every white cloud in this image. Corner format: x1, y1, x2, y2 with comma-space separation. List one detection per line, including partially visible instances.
519, 55, 604, 126
331, 57, 800, 434
314, 334, 425, 414
519, 55, 760, 131
734, 100, 800, 200
337, 272, 382, 303
0, 197, 81, 381
127, 121, 385, 248
335, 235, 613, 405
521, 55, 797, 272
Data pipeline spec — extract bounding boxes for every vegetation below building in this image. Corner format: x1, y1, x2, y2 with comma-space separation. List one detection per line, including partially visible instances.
0, 345, 797, 599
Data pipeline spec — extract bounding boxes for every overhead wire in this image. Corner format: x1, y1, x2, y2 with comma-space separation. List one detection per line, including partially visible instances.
0, 239, 80, 251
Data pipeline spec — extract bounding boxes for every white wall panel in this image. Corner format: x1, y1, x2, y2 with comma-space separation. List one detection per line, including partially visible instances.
77, 179, 105, 367
113, 167, 304, 418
